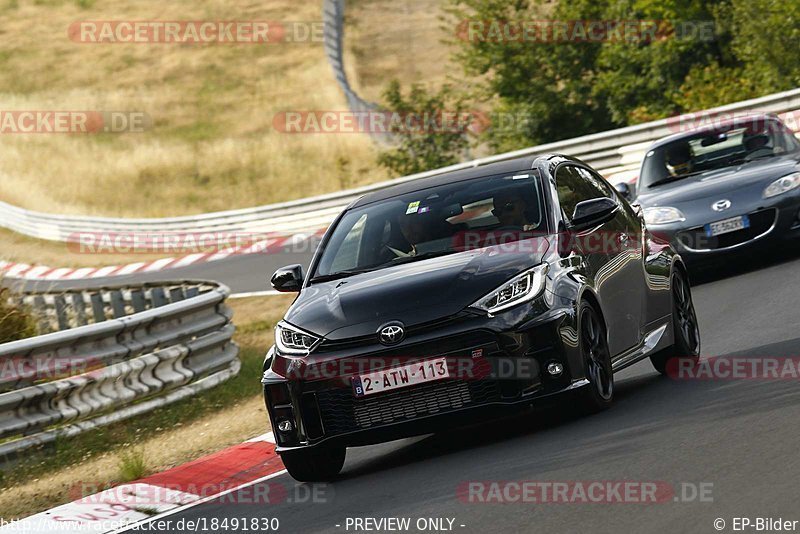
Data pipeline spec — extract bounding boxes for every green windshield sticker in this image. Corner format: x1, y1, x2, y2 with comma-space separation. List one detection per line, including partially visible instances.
405, 201, 421, 214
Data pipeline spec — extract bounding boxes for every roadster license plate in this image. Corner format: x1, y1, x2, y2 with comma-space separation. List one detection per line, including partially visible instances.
705, 215, 749, 237
352, 357, 449, 397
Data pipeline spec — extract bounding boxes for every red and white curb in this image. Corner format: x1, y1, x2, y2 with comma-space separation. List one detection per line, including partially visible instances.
0, 230, 325, 282
0, 432, 286, 533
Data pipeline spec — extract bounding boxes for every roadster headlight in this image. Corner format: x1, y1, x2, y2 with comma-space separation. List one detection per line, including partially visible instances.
763, 172, 800, 199
472, 264, 548, 314
275, 321, 320, 355
643, 207, 686, 225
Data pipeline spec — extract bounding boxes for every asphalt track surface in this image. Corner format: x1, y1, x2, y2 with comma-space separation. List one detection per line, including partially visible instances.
112, 247, 800, 534
9, 246, 315, 295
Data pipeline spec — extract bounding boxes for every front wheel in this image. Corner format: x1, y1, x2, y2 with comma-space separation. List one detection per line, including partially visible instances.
651, 270, 701, 375
577, 300, 614, 413
280, 446, 346, 482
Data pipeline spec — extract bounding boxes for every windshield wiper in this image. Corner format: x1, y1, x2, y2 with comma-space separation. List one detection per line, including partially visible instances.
647, 170, 706, 188
743, 153, 776, 162
309, 268, 377, 283
388, 249, 456, 265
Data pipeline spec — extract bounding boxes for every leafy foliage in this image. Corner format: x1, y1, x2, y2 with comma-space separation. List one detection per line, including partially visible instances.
377, 81, 471, 175
0, 287, 36, 344
443, 0, 799, 151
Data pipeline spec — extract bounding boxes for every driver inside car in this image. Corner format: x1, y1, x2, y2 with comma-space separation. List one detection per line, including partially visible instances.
389, 207, 456, 257
492, 190, 538, 231
665, 142, 694, 177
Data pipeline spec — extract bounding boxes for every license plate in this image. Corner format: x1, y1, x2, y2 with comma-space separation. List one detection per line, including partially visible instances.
352, 357, 449, 397
705, 215, 749, 237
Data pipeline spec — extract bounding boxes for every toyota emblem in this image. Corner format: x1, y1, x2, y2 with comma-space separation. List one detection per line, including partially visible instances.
712, 199, 732, 212
378, 322, 405, 345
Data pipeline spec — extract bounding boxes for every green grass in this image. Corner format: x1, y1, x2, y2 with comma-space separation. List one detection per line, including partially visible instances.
118, 448, 147, 482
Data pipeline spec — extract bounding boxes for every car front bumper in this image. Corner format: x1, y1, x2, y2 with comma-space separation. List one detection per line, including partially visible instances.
262, 303, 584, 452
647, 194, 800, 266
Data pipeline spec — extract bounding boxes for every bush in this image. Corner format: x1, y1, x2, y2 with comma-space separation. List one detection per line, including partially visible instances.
0, 287, 37, 344
118, 448, 148, 482
377, 80, 471, 176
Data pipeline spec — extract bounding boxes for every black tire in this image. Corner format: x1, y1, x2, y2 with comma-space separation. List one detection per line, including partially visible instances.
280, 446, 346, 482
577, 300, 614, 412
650, 270, 701, 375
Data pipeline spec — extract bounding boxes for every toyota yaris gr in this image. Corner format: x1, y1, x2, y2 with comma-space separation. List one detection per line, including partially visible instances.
263, 154, 701, 481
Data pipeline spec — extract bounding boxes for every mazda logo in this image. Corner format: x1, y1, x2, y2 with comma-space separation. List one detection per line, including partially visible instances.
378, 322, 405, 345
712, 199, 732, 212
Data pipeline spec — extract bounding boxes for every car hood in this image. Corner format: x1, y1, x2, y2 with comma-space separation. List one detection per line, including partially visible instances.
284, 240, 550, 340
636, 153, 800, 207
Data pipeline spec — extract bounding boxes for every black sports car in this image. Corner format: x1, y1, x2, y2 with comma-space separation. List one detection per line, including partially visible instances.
263, 154, 700, 481
616, 114, 800, 266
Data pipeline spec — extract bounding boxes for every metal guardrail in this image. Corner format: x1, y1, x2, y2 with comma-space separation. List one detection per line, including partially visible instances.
322, 0, 390, 144
0, 87, 799, 243
0, 281, 238, 460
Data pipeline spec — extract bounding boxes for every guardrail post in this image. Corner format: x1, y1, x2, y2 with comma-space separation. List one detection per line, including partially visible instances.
150, 287, 167, 307
110, 290, 126, 318
169, 287, 185, 303
90, 292, 105, 323
54, 295, 69, 331
32, 295, 51, 333
71, 292, 87, 326
131, 289, 146, 313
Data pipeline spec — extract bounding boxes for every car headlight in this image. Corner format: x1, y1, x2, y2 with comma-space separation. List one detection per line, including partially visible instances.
472, 264, 548, 314
763, 172, 800, 199
643, 207, 686, 225
275, 321, 320, 355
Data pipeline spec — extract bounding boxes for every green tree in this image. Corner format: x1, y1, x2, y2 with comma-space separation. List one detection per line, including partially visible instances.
447, 0, 799, 149
447, 0, 616, 151
377, 80, 470, 175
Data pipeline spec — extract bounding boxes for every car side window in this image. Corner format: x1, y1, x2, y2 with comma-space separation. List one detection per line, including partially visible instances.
555, 165, 612, 222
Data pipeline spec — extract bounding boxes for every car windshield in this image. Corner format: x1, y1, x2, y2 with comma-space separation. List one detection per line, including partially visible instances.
312, 171, 546, 280
639, 119, 800, 189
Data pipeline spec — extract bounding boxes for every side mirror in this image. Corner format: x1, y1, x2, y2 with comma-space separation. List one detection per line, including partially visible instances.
614, 182, 632, 200
270, 264, 303, 292
570, 197, 618, 231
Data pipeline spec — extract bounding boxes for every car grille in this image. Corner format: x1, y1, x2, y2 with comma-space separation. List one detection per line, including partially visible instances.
677, 208, 777, 251
315, 379, 501, 436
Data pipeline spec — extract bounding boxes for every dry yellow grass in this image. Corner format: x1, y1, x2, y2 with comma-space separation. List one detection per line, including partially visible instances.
0, 226, 174, 268
0, 0, 392, 217
346, 0, 457, 101
0, 396, 270, 519
0, 0, 456, 272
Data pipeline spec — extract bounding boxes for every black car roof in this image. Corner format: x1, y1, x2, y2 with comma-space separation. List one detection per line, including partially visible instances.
351, 154, 561, 208
649, 113, 782, 151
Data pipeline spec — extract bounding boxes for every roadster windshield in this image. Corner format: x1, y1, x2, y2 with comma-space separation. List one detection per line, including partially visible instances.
312, 171, 545, 279
640, 118, 800, 189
